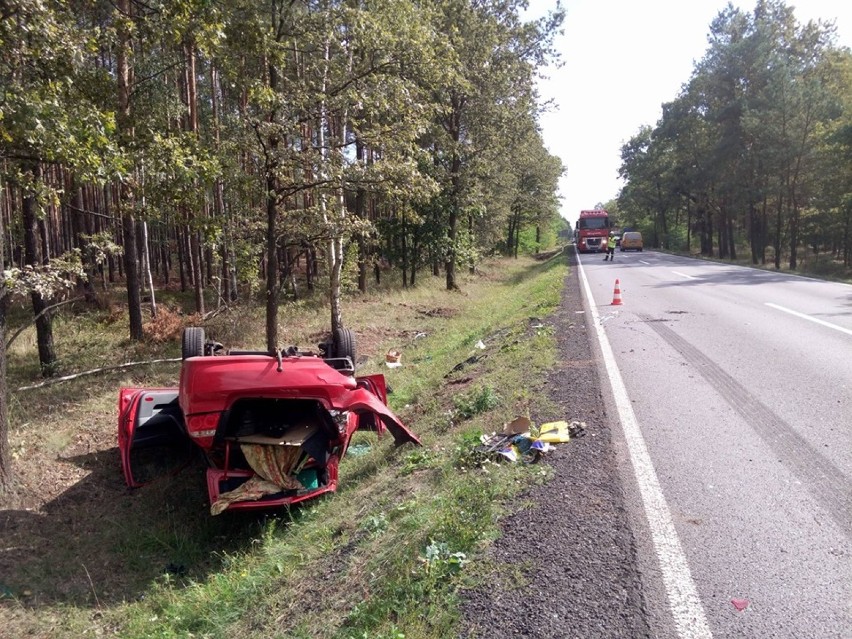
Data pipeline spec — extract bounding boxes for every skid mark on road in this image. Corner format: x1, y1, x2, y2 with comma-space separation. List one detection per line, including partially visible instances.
641, 315, 852, 538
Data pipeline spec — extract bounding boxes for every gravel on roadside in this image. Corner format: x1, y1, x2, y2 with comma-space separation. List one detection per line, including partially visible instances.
458, 249, 652, 639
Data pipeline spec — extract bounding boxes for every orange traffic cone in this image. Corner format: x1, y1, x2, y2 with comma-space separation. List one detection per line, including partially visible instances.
611, 279, 623, 305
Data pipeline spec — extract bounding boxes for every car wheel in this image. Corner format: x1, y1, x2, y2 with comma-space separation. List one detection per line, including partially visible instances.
181, 327, 205, 360
639, 248, 643, 251
333, 328, 356, 368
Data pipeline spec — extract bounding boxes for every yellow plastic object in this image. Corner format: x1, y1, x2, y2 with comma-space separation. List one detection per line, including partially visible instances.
537, 420, 571, 443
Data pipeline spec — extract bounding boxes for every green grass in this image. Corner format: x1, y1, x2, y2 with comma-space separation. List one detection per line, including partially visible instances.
2, 253, 570, 639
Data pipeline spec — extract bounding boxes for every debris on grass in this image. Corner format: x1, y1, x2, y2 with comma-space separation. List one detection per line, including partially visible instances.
471, 417, 586, 465
385, 349, 402, 368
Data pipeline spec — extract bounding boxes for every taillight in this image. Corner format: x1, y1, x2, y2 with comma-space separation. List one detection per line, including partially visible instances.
187, 412, 221, 438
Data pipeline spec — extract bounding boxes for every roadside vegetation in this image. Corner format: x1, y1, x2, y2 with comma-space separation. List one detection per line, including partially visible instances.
608, 2, 852, 275
2, 252, 569, 638
0, 0, 567, 494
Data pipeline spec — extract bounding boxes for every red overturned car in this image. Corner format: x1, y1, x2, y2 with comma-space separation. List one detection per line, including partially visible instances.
118, 327, 420, 514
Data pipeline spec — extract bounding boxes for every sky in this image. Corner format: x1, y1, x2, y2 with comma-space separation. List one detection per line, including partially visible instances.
524, 0, 852, 226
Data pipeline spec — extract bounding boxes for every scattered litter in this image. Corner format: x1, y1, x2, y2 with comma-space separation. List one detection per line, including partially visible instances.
472, 417, 585, 465
538, 421, 571, 443
531, 440, 552, 453
529, 317, 544, 329
538, 420, 586, 443
497, 446, 518, 462
475, 340, 486, 350
386, 349, 402, 368
731, 598, 750, 611
599, 311, 619, 324
574, 310, 585, 314
502, 416, 532, 435
414, 332, 428, 340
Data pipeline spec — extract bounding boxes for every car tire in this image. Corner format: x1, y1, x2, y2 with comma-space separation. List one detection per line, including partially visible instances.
333, 328, 356, 368
182, 327, 205, 360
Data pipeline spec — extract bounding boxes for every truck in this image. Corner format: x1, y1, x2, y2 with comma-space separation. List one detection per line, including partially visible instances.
574, 209, 612, 253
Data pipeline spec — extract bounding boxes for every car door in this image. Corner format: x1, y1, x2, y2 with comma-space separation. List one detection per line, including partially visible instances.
118, 388, 192, 487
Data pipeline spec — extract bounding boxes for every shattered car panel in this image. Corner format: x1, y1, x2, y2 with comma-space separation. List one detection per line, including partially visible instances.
118, 331, 419, 514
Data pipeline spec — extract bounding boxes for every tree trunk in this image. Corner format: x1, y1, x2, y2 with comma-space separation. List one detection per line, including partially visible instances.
190, 227, 205, 314
22, 165, 57, 376
468, 211, 475, 274
401, 211, 408, 288
183, 39, 205, 316
355, 141, 368, 293
506, 212, 516, 257
774, 193, 783, 270
789, 205, 799, 270
446, 105, 461, 290
0, 188, 13, 493
410, 227, 418, 288
70, 184, 100, 306
0, 293, 11, 494
117, 0, 143, 340
685, 198, 691, 252
141, 221, 157, 317
177, 226, 187, 292
265, 174, 279, 351
358, 236, 368, 293
727, 215, 736, 261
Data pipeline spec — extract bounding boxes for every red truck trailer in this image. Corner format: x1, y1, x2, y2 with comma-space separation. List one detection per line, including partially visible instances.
574, 209, 611, 253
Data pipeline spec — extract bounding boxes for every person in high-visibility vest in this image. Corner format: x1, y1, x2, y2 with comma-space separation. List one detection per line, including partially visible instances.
603, 232, 617, 261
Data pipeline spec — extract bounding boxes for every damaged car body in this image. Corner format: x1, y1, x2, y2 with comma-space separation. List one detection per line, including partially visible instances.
118, 328, 420, 514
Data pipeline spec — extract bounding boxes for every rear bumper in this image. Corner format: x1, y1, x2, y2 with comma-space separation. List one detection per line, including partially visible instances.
207, 464, 339, 512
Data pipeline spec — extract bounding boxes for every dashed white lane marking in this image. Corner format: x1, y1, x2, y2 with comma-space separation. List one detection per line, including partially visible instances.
672, 270, 697, 280
766, 302, 852, 337
577, 256, 713, 639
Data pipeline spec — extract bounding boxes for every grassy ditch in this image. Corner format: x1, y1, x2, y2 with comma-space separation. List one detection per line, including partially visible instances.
2, 253, 570, 638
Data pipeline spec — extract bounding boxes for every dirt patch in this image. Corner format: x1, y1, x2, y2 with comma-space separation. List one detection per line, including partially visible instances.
394, 303, 460, 319
457, 249, 651, 638
416, 307, 458, 318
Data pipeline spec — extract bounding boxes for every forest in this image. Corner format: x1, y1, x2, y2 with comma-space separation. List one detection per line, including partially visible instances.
615, 0, 852, 275
0, 0, 566, 491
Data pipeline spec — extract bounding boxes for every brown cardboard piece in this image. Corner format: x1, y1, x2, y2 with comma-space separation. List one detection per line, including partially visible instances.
230, 422, 319, 446
502, 416, 532, 436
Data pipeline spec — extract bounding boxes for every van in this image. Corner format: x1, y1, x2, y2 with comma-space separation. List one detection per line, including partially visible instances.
620, 231, 643, 251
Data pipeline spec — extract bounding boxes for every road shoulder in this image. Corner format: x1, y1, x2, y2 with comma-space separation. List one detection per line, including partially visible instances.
458, 249, 651, 638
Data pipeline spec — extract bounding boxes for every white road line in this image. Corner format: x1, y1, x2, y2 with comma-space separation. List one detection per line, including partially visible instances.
765, 302, 852, 337
577, 256, 713, 639
672, 270, 697, 280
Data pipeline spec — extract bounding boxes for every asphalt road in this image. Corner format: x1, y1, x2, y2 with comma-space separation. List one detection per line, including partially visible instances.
578, 249, 852, 639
